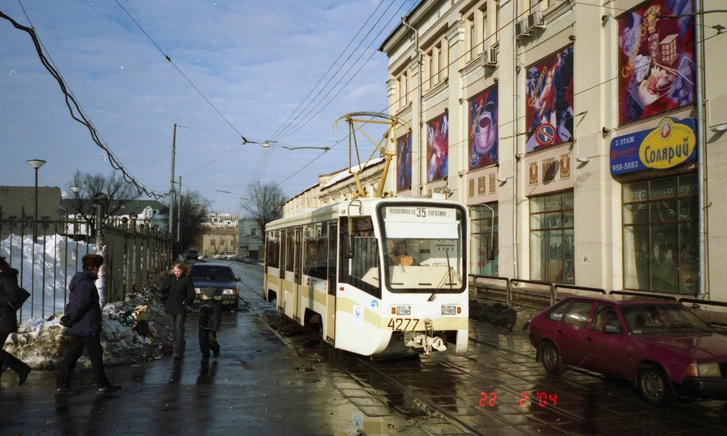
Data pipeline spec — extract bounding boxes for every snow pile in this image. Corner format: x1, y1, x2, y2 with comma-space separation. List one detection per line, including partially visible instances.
4, 278, 172, 369
1, 233, 95, 315
2, 233, 174, 369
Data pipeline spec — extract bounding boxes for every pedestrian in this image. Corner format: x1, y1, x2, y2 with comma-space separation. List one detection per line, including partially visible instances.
56, 254, 121, 395
161, 261, 195, 360
0, 256, 32, 387
199, 287, 221, 365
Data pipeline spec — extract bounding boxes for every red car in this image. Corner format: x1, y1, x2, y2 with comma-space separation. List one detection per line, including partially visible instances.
526, 294, 727, 405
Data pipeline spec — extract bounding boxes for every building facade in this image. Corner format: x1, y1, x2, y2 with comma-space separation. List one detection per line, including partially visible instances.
377, 0, 725, 304
238, 218, 264, 260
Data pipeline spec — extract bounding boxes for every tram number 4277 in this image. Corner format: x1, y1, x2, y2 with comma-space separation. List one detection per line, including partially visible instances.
387, 318, 420, 331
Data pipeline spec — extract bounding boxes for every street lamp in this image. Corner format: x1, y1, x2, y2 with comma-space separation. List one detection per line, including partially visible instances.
26, 159, 46, 240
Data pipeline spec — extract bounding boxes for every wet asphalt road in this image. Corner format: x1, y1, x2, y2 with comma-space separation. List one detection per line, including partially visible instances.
0, 260, 385, 436
3, 260, 727, 435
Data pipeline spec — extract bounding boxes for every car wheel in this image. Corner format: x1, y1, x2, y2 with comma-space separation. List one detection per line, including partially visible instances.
541, 341, 566, 375
638, 364, 674, 406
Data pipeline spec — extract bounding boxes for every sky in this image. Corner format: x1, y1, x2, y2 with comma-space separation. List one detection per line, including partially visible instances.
0, 0, 416, 215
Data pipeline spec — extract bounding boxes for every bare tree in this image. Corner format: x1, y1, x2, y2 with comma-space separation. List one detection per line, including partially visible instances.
242, 182, 286, 234
161, 189, 211, 253
68, 171, 141, 235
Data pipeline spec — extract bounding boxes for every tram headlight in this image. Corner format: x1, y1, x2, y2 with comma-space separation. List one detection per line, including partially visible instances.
441, 305, 461, 316
222, 288, 236, 295
391, 306, 411, 316
194, 287, 202, 294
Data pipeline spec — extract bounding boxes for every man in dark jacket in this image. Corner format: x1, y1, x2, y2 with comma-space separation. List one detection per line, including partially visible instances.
56, 254, 121, 396
161, 261, 195, 359
0, 256, 31, 387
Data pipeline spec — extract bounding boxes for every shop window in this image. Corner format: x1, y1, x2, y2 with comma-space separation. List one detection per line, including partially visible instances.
622, 173, 698, 294
470, 203, 498, 276
530, 191, 574, 283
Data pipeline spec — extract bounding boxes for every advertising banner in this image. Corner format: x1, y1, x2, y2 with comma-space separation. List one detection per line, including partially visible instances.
468, 87, 498, 169
609, 117, 696, 176
618, 0, 695, 125
525, 46, 574, 152
396, 133, 412, 191
426, 113, 448, 183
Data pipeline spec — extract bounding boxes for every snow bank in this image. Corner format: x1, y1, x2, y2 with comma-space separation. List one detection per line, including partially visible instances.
2, 233, 172, 369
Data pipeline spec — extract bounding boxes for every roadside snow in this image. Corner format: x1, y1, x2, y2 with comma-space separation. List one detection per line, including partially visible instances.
2, 234, 172, 369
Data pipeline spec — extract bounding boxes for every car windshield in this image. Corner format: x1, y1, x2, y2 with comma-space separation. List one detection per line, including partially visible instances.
190, 266, 235, 282
622, 304, 713, 335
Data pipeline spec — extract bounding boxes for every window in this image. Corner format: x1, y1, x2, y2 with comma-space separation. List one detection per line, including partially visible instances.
339, 217, 380, 298
304, 223, 328, 280
265, 231, 280, 269
622, 174, 698, 294
530, 191, 574, 283
470, 203, 498, 276
546, 300, 569, 322
285, 229, 296, 274
468, 15, 476, 61
591, 304, 620, 332
563, 301, 592, 328
398, 71, 409, 110
428, 49, 435, 88
495, 3, 500, 43
251, 228, 257, 236
481, 6, 488, 49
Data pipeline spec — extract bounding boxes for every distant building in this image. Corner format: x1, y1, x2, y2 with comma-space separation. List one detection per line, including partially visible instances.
205, 213, 244, 228
238, 218, 263, 260
0, 186, 63, 220
282, 158, 386, 217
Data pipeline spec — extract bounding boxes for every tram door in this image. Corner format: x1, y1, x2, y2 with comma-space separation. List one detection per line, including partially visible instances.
293, 228, 302, 322
325, 222, 338, 342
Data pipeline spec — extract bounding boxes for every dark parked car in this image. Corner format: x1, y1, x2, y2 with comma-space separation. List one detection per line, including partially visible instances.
189, 263, 240, 311
186, 250, 200, 260
527, 294, 727, 405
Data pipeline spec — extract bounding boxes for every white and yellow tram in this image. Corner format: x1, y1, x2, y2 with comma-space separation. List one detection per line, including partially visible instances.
264, 196, 469, 359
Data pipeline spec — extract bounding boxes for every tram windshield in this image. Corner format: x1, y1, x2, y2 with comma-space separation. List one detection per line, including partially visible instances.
380, 204, 466, 293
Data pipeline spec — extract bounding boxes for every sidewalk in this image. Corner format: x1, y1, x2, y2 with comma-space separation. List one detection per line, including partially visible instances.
0, 287, 413, 435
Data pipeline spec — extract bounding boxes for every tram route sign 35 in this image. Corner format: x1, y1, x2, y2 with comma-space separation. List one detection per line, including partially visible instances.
609, 117, 696, 176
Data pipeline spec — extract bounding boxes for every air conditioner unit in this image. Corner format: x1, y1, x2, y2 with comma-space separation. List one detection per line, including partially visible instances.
528, 11, 546, 30
515, 20, 530, 38
481, 47, 498, 68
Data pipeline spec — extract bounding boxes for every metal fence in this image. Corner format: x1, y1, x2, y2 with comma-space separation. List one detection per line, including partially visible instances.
0, 216, 171, 324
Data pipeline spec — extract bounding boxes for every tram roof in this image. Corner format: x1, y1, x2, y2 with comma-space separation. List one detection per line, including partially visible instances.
266, 195, 463, 232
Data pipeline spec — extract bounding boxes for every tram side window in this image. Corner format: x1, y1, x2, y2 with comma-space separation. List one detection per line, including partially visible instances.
304, 223, 328, 280
285, 230, 295, 273
266, 232, 280, 269
339, 217, 380, 298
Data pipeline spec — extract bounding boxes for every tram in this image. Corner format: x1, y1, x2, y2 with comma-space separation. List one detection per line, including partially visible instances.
263, 195, 469, 358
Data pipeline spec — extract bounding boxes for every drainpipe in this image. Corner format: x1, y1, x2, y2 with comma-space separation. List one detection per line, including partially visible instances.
401, 15, 423, 197
512, 4, 520, 279
695, 0, 708, 299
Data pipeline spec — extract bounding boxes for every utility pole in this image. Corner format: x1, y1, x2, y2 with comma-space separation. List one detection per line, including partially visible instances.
169, 124, 176, 250
177, 175, 182, 247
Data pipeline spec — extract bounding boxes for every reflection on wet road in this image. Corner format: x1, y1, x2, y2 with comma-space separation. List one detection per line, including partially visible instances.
228, 261, 727, 435
3, 260, 725, 435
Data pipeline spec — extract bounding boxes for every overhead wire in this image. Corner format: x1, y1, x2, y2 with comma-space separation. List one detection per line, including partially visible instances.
269, 0, 401, 142
266, 0, 390, 141
252, 0, 413, 187
114, 0, 253, 145
0, 8, 168, 200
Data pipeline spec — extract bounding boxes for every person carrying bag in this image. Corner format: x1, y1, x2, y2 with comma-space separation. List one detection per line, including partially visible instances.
0, 256, 32, 387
